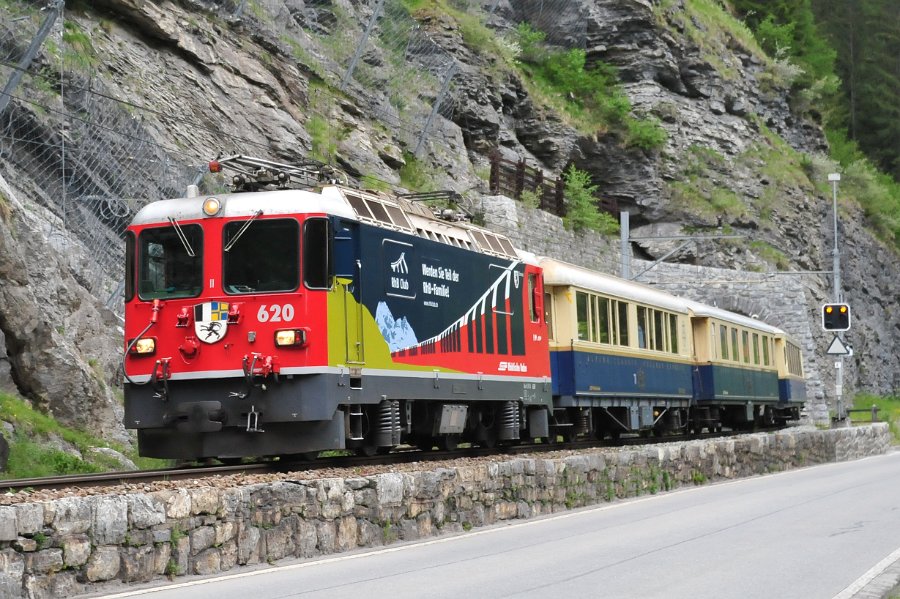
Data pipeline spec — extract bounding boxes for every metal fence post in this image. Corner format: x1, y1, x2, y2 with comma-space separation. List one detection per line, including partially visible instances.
514, 159, 526, 200
0, 0, 65, 117
340, 0, 386, 91
489, 150, 500, 195
414, 62, 458, 158
554, 177, 565, 216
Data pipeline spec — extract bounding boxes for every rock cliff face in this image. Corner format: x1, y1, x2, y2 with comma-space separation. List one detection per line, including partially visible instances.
0, 0, 897, 444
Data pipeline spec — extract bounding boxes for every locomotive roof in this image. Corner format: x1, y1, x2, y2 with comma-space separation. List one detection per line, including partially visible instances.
539, 257, 786, 336
131, 184, 533, 263
130, 186, 356, 224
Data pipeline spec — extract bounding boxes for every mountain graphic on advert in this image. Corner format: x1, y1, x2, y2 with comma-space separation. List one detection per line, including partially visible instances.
375, 302, 419, 352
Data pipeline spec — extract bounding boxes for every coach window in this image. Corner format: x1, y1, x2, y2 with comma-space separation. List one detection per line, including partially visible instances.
731, 329, 740, 362
224, 218, 299, 294
138, 225, 203, 300
304, 218, 333, 289
653, 310, 665, 351
637, 306, 648, 349
741, 331, 751, 364
576, 291, 590, 340
752, 333, 760, 365
669, 314, 679, 354
719, 325, 729, 360
596, 297, 611, 343
616, 301, 629, 346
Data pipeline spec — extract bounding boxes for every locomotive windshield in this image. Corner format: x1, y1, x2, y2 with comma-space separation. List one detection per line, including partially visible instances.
137, 225, 203, 299
224, 218, 299, 294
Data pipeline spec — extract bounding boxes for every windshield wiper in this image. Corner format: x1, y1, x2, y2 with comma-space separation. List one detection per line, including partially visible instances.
224, 210, 263, 252
167, 217, 195, 257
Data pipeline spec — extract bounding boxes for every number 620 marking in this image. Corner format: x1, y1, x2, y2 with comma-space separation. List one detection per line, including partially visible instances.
257, 304, 295, 323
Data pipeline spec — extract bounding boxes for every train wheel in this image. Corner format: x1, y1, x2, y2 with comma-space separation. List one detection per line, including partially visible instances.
441, 434, 459, 451
410, 435, 436, 451
477, 425, 498, 449
357, 445, 379, 457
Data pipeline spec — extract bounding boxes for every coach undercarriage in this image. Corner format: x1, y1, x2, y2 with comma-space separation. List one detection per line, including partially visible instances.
549, 397, 802, 441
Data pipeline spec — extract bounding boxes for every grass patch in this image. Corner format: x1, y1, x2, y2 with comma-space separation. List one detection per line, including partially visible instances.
0, 392, 169, 479
0, 188, 11, 222
653, 0, 767, 80
62, 20, 97, 70
399, 152, 437, 192
510, 24, 665, 149
668, 145, 747, 221
749, 240, 790, 270
851, 393, 900, 443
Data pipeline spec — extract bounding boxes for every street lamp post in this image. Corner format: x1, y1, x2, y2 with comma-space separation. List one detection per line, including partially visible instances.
828, 172, 844, 420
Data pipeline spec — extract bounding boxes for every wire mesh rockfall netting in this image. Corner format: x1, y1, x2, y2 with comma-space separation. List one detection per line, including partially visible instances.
0, 0, 582, 317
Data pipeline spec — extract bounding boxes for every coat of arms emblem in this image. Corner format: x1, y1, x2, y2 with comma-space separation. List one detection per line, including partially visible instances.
194, 301, 229, 343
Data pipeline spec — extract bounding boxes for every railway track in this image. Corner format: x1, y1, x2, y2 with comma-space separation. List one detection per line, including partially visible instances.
0, 429, 750, 495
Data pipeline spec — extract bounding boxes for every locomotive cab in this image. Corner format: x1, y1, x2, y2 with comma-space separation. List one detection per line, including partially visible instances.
123, 188, 344, 459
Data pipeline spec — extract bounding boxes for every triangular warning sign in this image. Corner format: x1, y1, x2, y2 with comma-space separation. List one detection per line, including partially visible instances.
826, 335, 850, 355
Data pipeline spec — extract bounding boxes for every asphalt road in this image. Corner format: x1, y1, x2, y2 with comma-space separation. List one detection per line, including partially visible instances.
90, 450, 900, 599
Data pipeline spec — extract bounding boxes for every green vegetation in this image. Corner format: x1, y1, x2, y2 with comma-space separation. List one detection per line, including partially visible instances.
360, 174, 391, 192
510, 24, 666, 150
852, 393, 900, 443
653, 0, 767, 80
562, 165, 619, 235
518, 189, 540, 209
0, 392, 168, 479
398, 152, 437, 192
668, 160, 745, 224
728, 1, 900, 250
61, 21, 97, 70
0, 188, 10, 222
307, 116, 339, 165
749, 241, 790, 270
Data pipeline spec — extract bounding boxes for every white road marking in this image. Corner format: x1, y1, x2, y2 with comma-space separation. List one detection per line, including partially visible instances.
832, 545, 900, 599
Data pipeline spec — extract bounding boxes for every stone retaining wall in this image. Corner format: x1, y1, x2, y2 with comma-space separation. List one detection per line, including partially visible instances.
0, 425, 890, 597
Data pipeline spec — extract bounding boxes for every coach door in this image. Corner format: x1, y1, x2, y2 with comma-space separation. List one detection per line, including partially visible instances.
334, 220, 364, 365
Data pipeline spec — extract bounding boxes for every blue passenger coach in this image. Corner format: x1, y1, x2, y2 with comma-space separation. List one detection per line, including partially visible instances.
541, 258, 696, 438
540, 258, 804, 438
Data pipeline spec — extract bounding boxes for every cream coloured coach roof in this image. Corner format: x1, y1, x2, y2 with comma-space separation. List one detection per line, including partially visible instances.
539, 257, 786, 336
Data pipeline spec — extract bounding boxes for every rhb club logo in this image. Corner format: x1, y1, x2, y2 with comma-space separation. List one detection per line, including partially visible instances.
194, 301, 229, 343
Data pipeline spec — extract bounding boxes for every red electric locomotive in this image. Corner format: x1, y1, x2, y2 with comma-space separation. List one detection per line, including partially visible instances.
123, 156, 553, 460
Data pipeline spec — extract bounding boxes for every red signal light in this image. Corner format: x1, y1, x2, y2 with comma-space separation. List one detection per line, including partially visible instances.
209, 160, 221, 173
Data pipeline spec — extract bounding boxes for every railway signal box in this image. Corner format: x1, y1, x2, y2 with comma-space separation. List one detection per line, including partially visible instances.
821, 303, 851, 331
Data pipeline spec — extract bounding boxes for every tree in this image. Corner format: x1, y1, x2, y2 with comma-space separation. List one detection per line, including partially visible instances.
812, 0, 900, 179
562, 166, 619, 235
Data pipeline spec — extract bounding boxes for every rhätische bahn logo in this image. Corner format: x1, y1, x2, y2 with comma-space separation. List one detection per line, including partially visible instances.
194, 301, 229, 343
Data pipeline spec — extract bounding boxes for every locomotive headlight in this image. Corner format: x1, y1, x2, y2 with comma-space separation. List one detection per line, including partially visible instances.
202, 197, 222, 217
275, 329, 308, 347
128, 337, 156, 355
